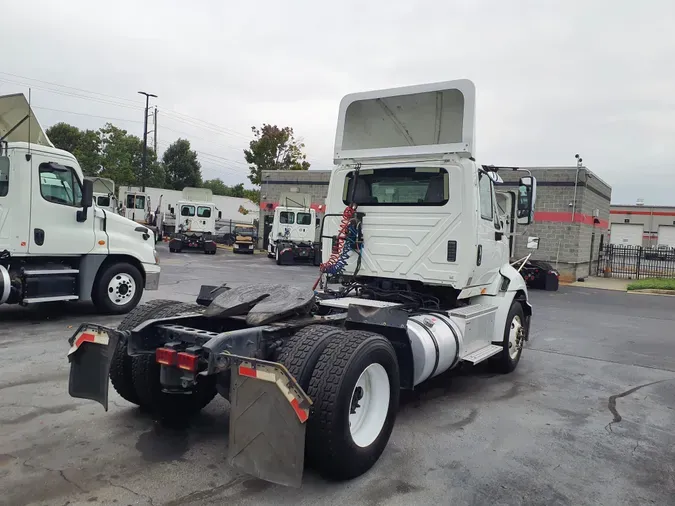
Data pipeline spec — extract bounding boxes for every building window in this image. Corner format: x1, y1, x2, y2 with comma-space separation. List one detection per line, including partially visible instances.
624, 218, 630, 223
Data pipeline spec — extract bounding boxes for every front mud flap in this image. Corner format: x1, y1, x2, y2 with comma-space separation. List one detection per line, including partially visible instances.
228, 357, 311, 488
67, 324, 119, 411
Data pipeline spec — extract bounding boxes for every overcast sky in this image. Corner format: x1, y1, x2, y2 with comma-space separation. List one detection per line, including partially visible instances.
3, 0, 674, 205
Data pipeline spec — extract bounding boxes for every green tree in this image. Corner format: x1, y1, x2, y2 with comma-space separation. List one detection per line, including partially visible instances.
203, 178, 229, 196
46, 122, 82, 153
97, 124, 142, 185
243, 188, 260, 204
243, 124, 310, 186
163, 139, 202, 190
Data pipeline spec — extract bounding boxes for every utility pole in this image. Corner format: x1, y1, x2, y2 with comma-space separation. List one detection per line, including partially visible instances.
153, 106, 158, 155
138, 91, 157, 192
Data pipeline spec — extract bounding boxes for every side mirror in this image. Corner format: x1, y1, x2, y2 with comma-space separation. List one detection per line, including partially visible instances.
169, 206, 175, 214
315, 218, 321, 227
517, 176, 537, 225
77, 179, 94, 222
218, 211, 222, 219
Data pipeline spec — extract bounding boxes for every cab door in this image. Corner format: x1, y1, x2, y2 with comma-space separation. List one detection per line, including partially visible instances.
28, 157, 95, 255
470, 170, 503, 286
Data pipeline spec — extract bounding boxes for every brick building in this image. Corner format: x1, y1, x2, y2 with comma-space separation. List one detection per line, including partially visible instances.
608, 204, 675, 247
258, 166, 612, 281
500, 166, 612, 281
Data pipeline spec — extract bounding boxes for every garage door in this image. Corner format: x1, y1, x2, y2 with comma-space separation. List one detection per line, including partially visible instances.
610, 223, 644, 246
657, 225, 675, 248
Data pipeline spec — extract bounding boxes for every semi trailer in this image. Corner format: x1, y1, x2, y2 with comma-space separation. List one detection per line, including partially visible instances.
0, 93, 160, 315
67, 79, 538, 486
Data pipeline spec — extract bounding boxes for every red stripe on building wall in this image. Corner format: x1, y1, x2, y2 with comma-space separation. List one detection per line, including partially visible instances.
534, 211, 608, 228
610, 210, 675, 216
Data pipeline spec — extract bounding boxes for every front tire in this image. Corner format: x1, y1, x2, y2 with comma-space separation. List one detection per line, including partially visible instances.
306, 331, 400, 480
490, 300, 525, 373
92, 262, 144, 315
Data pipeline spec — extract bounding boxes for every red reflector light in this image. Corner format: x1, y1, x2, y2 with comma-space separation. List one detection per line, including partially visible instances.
177, 352, 198, 372
156, 348, 177, 366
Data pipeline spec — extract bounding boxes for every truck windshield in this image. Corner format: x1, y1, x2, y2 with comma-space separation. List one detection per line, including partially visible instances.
343, 167, 449, 206
97, 196, 111, 207
297, 212, 312, 225
135, 196, 145, 209
197, 206, 212, 218
235, 228, 254, 236
181, 205, 196, 217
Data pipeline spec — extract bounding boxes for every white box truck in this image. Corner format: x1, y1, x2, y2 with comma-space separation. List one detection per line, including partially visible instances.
0, 93, 160, 314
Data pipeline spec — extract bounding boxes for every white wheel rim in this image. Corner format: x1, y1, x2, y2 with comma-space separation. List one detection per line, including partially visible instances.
349, 363, 390, 448
508, 315, 523, 359
107, 273, 136, 306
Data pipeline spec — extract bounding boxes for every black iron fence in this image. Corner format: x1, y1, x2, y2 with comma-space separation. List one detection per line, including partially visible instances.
596, 244, 675, 279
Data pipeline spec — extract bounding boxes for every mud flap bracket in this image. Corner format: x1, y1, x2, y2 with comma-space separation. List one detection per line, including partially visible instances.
227, 356, 311, 488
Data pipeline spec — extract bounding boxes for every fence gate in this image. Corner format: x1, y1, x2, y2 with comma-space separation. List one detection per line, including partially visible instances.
596, 244, 675, 279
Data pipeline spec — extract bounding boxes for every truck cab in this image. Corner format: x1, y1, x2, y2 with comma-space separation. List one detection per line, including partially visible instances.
0, 93, 160, 314
167, 200, 219, 254
267, 195, 320, 265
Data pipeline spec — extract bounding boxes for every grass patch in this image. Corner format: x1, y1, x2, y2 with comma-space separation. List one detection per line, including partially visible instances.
627, 278, 675, 291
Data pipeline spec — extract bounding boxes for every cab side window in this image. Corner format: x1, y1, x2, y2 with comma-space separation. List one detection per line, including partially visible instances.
39, 163, 83, 207
0, 158, 9, 197
478, 172, 493, 221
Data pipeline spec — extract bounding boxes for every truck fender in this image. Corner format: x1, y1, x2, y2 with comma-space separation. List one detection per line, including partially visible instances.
79, 254, 148, 302
471, 263, 532, 343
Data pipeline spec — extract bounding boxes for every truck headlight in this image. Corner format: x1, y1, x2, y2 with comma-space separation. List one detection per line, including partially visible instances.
154, 250, 160, 264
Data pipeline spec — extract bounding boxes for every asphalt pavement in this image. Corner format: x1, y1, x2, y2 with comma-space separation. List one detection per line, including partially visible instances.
1, 244, 674, 506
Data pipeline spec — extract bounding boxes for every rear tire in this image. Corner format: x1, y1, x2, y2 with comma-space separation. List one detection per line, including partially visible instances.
110, 299, 188, 406
130, 302, 217, 418
277, 325, 345, 391
92, 262, 144, 315
306, 331, 400, 480
490, 300, 525, 373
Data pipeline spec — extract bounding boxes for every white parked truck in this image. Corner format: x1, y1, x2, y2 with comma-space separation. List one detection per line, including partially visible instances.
66, 79, 537, 486
0, 93, 160, 314
86, 176, 117, 213
267, 194, 321, 265
167, 200, 219, 254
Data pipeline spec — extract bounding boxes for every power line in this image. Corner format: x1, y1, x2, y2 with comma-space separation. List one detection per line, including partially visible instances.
0, 71, 143, 106
0, 77, 142, 111
159, 109, 251, 140
32, 106, 143, 124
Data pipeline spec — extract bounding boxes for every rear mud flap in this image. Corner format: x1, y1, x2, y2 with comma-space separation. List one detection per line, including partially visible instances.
67, 324, 119, 411
228, 357, 311, 488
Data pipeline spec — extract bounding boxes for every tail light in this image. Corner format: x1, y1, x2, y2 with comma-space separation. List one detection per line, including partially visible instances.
177, 352, 199, 372
156, 347, 177, 366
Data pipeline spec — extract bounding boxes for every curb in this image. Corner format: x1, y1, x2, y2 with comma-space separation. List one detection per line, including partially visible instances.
627, 289, 675, 297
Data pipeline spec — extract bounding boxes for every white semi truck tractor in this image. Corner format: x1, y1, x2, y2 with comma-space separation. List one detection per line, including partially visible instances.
66, 79, 537, 486
0, 93, 160, 314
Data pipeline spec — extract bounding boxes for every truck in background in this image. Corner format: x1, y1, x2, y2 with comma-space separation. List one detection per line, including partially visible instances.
0, 93, 160, 315
267, 193, 321, 265
232, 223, 257, 254
85, 176, 117, 212
168, 200, 218, 254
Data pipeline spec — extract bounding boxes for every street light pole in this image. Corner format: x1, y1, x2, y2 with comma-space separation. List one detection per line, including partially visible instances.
138, 91, 157, 192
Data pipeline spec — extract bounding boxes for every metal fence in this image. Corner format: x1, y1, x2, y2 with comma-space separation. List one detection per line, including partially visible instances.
596, 244, 675, 279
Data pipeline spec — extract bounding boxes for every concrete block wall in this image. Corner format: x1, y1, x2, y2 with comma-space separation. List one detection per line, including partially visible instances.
500, 166, 612, 281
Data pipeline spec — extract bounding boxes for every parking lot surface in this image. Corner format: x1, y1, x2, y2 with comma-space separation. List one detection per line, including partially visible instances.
1, 244, 674, 506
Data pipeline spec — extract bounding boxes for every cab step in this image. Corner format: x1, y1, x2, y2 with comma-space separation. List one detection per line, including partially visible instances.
462, 344, 502, 364
23, 295, 79, 304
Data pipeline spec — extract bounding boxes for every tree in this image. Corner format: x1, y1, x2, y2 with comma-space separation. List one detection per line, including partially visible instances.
163, 139, 202, 190
203, 178, 229, 196
98, 124, 143, 185
243, 124, 310, 186
46, 123, 82, 153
